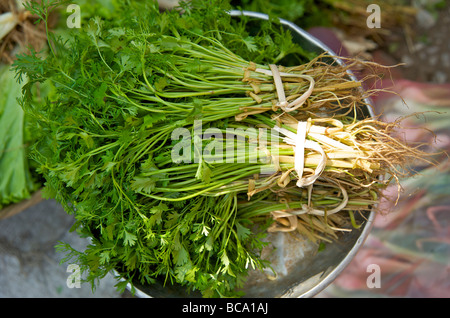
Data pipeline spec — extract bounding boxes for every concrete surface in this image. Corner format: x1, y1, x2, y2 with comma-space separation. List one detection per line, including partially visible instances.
0, 198, 123, 298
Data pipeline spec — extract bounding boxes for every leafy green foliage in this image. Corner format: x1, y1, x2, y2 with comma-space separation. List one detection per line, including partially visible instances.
14, 0, 315, 297
0, 66, 40, 208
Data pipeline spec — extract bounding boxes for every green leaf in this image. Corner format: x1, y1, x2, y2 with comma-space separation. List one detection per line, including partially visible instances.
186, 98, 203, 122
122, 230, 137, 247
195, 159, 212, 184
114, 280, 131, 294
86, 16, 103, 38
173, 245, 189, 266
93, 82, 108, 106
165, 211, 181, 229
79, 132, 95, 149
160, 36, 180, 49
242, 36, 257, 52
205, 235, 214, 252
99, 250, 111, 264
185, 266, 198, 283
154, 77, 168, 92
143, 112, 166, 128
60, 165, 81, 187
236, 222, 251, 241
148, 204, 166, 227
105, 223, 115, 240
220, 251, 230, 267
130, 176, 156, 194
125, 251, 137, 269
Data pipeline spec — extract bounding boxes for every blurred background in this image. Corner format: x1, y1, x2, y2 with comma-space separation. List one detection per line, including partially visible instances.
1, 0, 449, 298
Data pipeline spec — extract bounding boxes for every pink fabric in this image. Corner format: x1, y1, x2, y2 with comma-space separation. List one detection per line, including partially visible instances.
310, 27, 450, 298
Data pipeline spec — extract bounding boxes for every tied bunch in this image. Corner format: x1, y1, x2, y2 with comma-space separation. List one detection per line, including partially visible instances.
13, 0, 432, 297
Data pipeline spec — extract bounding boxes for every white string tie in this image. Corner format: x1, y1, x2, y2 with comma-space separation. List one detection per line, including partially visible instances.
273, 121, 327, 188
254, 65, 315, 112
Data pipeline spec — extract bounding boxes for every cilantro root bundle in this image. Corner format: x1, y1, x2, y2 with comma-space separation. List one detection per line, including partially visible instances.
13, 0, 431, 297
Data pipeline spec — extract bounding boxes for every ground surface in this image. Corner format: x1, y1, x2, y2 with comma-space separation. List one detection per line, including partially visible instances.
380, 2, 450, 83
0, 199, 122, 298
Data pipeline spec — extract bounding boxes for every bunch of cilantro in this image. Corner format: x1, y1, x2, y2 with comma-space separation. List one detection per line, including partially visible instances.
13, 0, 313, 297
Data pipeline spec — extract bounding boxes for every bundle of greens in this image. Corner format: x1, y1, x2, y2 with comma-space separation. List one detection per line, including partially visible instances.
13, 0, 429, 297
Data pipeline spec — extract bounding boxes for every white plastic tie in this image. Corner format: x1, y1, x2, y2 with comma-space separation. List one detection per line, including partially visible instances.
273, 121, 327, 188
290, 178, 349, 216
255, 65, 315, 112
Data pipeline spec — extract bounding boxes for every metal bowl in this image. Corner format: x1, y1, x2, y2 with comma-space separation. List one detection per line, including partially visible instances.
128, 10, 376, 298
